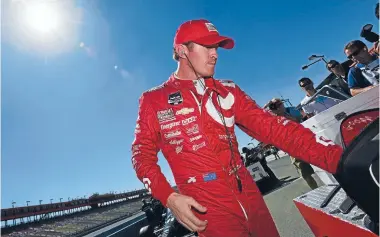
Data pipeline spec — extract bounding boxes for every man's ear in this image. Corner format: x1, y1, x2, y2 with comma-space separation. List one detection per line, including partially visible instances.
175, 44, 187, 58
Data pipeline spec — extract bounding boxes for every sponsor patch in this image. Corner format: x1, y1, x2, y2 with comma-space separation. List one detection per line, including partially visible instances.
175, 145, 183, 154
316, 136, 335, 146
132, 157, 137, 169
187, 177, 196, 183
169, 139, 184, 145
132, 144, 141, 152
220, 81, 235, 88
134, 124, 141, 134
161, 121, 180, 130
190, 135, 202, 142
164, 130, 181, 139
219, 134, 234, 140
205, 22, 218, 32
168, 91, 183, 105
192, 141, 206, 151
186, 124, 199, 135
157, 108, 175, 123
203, 172, 217, 182
182, 116, 197, 126
176, 107, 195, 116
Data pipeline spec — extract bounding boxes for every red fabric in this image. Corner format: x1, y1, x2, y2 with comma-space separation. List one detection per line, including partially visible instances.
131, 75, 343, 236
294, 200, 378, 237
173, 19, 234, 49
340, 110, 379, 147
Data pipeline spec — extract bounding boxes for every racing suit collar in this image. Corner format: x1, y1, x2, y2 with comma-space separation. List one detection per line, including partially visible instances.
167, 74, 229, 98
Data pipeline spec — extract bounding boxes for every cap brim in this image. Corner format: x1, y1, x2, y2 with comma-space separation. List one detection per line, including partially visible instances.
193, 35, 235, 49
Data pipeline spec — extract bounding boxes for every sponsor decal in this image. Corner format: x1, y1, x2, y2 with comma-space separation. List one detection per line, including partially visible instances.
164, 130, 181, 139
220, 81, 235, 88
190, 135, 202, 142
168, 91, 183, 105
187, 176, 196, 183
132, 157, 137, 169
192, 141, 206, 151
182, 116, 197, 126
316, 136, 335, 146
203, 172, 217, 182
205, 92, 235, 127
344, 116, 374, 131
157, 108, 175, 123
169, 139, 184, 145
219, 134, 234, 140
186, 124, 199, 135
132, 144, 141, 152
161, 121, 180, 130
175, 145, 183, 154
205, 22, 218, 32
176, 107, 195, 116
135, 123, 141, 134
277, 117, 290, 126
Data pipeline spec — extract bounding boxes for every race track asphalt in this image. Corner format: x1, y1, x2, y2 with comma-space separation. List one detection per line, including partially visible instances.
263, 155, 323, 237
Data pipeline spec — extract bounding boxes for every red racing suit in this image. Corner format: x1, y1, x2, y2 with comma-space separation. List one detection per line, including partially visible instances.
131, 75, 343, 237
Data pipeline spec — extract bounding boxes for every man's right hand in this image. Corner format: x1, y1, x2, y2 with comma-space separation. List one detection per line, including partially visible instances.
166, 192, 208, 233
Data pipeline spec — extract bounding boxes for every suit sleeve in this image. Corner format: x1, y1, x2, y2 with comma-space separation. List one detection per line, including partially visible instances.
131, 93, 175, 206
234, 85, 343, 174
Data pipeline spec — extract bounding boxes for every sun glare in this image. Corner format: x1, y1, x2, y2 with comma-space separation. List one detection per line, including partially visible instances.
24, 2, 59, 34
3, 0, 82, 55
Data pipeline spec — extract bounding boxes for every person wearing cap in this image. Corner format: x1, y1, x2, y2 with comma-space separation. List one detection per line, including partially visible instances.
131, 19, 343, 237
299, 77, 341, 117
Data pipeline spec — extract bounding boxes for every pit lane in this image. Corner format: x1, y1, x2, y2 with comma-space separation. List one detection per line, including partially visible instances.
264, 155, 323, 237
92, 155, 319, 237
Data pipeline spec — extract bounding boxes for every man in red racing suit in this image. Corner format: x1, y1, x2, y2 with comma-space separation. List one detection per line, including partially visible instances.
131, 19, 343, 237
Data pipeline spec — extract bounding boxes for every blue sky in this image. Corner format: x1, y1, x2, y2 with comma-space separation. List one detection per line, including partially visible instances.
2, 0, 378, 208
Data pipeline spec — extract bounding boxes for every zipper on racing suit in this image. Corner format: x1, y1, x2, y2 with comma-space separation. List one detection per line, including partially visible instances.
190, 88, 250, 224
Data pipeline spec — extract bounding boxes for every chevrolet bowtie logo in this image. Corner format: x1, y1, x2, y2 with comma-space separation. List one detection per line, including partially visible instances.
176, 107, 195, 115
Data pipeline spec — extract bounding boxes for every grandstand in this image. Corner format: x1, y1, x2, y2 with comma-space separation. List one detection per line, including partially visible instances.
2, 190, 149, 237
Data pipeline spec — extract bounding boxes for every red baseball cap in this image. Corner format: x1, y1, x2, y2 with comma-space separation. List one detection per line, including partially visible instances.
174, 19, 234, 49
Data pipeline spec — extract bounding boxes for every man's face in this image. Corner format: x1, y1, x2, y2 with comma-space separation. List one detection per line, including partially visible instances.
345, 46, 371, 64
300, 81, 314, 93
277, 102, 285, 114
328, 62, 345, 77
186, 43, 218, 77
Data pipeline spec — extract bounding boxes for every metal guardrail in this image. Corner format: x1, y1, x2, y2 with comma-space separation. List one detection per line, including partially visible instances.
71, 211, 144, 237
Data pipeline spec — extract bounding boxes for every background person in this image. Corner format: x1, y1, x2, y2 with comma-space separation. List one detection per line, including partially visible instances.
344, 40, 379, 96
298, 77, 341, 117
264, 98, 319, 190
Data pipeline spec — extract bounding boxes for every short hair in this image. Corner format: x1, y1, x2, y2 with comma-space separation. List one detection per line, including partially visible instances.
344, 40, 367, 52
376, 3, 379, 19
326, 60, 339, 70
173, 42, 194, 61
242, 147, 248, 153
298, 77, 312, 86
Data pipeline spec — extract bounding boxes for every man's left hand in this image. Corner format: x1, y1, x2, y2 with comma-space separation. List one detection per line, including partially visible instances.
264, 98, 285, 116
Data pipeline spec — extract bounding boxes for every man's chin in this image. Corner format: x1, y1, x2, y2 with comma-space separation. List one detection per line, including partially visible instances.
202, 70, 215, 78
